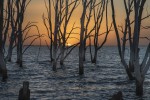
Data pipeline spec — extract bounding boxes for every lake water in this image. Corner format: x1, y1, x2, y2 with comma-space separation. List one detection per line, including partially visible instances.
0, 46, 150, 100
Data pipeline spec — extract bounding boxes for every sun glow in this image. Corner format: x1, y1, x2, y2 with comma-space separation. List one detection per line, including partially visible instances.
66, 43, 72, 47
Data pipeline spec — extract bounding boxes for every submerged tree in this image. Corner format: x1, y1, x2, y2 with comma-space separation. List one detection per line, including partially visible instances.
79, 0, 109, 74
43, 0, 79, 71
82, 0, 96, 62
79, 0, 96, 75
43, 0, 54, 62
5, 0, 40, 67
6, 0, 19, 62
59, 0, 79, 66
90, 0, 112, 63
111, 0, 150, 96
0, 0, 8, 81
16, 0, 31, 67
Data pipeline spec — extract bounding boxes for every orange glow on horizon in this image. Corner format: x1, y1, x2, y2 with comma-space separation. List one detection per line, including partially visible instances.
9, 0, 150, 46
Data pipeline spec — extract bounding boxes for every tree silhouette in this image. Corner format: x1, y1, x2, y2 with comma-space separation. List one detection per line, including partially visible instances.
111, 0, 150, 96
79, 0, 95, 75
90, 0, 112, 63
43, 0, 79, 71
0, 0, 8, 81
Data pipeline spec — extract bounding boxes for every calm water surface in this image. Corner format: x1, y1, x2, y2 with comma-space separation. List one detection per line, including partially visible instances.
0, 46, 150, 100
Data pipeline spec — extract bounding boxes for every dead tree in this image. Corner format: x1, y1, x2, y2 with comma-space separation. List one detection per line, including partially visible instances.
111, 0, 135, 80
6, 0, 18, 62
82, 0, 96, 61
59, 0, 79, 66
79, 0, 87, 75
6, 0, 38, 63
43, 0, 54, 62
0, 0, 8, 81
43, 0, 79, 70
79, 0, 96, 75
43, 0, 60, 71
111, 0, 150, 96
90, 0, 112, 63
52, 0, 60, 71
133, 0, 149, 96
79, 0, 92, 75
15, 0, 31, 67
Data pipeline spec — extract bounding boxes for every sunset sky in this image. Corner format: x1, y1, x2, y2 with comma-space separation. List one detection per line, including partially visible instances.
22, 0, 150, 46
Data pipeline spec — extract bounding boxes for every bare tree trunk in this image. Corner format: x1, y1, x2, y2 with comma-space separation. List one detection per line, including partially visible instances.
79, 43, 84, 75
6, 34, 15, 62
133, 0, 146, 96
60, 43, 65, 66
136, 78, 144, 96
6, 40, 14, 62
79, 0, 88, 75
52, 37, 57, 71
92, 48, 97, 63
52, 0, 59, 71
110, 0, 134, 80
0, 53, 7, 81
129, 50, 134, 72
0, 0, 7, 81
89, 37, 93, 62
5, 0, 17, 62
17, 31, 23, 67
83, 39, 86, 61
50, 41, 53, 62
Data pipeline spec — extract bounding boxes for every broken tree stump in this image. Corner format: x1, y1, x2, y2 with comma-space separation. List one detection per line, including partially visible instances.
109, 91, 123, 100
18, 81, 30, 100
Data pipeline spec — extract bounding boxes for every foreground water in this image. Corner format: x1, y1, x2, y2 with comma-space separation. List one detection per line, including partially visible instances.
0, 46, 150, 100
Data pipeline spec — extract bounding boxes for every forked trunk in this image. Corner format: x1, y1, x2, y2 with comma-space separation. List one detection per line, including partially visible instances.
121, 60, 135, 80
125, 67, 135, 80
